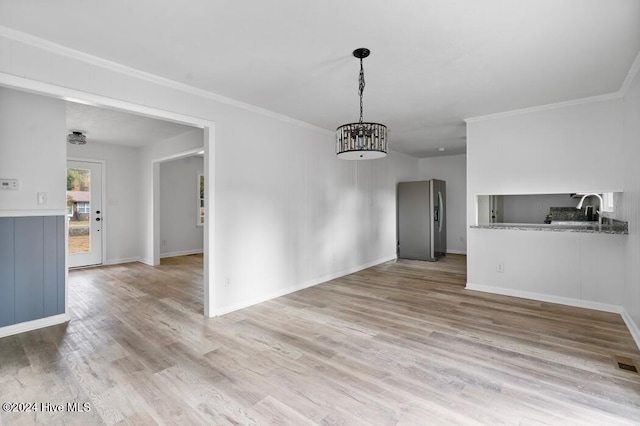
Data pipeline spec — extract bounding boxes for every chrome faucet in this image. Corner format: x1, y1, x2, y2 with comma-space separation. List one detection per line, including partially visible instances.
576, 193, 603, 225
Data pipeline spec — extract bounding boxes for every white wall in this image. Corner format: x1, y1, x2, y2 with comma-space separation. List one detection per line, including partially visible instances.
466, 97, 626, 309
67, 141, 140, 264
213, 110, 419, 313
0, 32, 421, 316
502, 194, 578, 223
622, 62, 640, 338
418, 154, 467, 254
467, 98, 624, 200
469, 229, 625, 308
160, 155, 204, 257
0, 87, 66, 214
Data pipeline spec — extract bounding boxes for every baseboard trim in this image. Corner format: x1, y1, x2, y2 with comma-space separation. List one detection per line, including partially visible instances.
465, 283, 623, 314
160, 249, 203, 259
620, 308, 640, 351
0, 313, 70, 339
447, 249, 467, 255
465, 282, 640, 351
214, 255, 397, 316
104, 257, 143, 265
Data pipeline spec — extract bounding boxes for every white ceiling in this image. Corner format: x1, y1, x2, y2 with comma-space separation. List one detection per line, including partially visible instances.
66, 102, 196, 147
2, 0, 639, 157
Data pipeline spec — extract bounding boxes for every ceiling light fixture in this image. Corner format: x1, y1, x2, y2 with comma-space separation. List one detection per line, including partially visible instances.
67, 131, 86, 145
336, 48, 388, 160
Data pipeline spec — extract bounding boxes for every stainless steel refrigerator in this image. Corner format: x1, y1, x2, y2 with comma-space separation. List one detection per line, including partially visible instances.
397, 180, 446, 261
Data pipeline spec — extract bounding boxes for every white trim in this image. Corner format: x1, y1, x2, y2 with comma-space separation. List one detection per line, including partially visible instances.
467, 283, 640, 351
67, 157, 105, 163
0, 26, 331, 136
66, 158, 106, 268
64, 216, 69, 319
139, 258, 155, 267
0, 209, 66, 217
462, 46, 640, 124
465, 282, 622, 313
160, 249, 203, 259
152, 162, 161, 266
215, 255, 397, 316
103, 257, 144, 265
620, 50, 640, 97
153, 148, 205, 164
0, 314, 70, 339
203, 127, 214, 317
0, 73, 211, 128
446, 249, 467, 255
464, 92, 622, 123
621, 308, 640, 351
66, 158, 106, 267
152, 147, 205, 267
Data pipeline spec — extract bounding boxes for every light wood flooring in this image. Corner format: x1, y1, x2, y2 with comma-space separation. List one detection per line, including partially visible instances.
1, 254, 640, 425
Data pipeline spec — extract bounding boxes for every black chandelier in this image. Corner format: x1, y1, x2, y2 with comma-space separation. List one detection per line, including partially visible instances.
67, 131, 86, 145
336, 48, 388, 160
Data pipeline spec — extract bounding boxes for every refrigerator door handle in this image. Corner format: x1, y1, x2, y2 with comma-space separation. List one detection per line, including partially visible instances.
438, 191, 444, 232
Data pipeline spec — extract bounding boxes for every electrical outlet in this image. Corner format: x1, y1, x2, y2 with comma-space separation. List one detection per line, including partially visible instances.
161, 239, 167, 247
225, 277, 230, 287
496, 263, 504, 273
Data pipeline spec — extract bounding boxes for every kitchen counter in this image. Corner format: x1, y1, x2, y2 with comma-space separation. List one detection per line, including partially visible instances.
470, 218, 628, 234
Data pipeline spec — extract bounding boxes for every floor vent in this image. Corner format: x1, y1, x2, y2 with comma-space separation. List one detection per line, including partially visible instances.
612, 355, 639, 374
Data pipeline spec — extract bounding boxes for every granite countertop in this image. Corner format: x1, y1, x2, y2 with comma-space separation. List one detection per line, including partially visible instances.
471, 218, 628, 234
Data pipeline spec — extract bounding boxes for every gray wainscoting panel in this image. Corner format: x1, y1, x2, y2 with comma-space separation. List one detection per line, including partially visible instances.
0, 217, 15, 327
57, 216, 65, 314
0, 215, 65, 328
14, 217, 45, 324
43, 216, 59, 317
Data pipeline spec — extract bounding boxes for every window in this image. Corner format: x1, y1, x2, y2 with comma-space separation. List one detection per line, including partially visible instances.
197, 171, 204, 226
77, 202, 90, 214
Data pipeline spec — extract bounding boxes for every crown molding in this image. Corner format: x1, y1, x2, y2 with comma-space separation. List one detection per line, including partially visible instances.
619, 49, 640, 97
0, 26, 332, 136
0, 72, 215, 129
463, 49, 640, 124
464, 91, 622, 124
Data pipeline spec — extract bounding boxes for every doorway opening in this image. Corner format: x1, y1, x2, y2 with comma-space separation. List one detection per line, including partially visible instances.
63, 99, 211, 312
0, 78, 216, 319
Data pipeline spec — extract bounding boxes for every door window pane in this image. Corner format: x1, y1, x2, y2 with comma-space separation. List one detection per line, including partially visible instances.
67, 167, 91, 254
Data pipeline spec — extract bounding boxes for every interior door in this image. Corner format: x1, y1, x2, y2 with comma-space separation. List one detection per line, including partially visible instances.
67, 160, 103, 268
